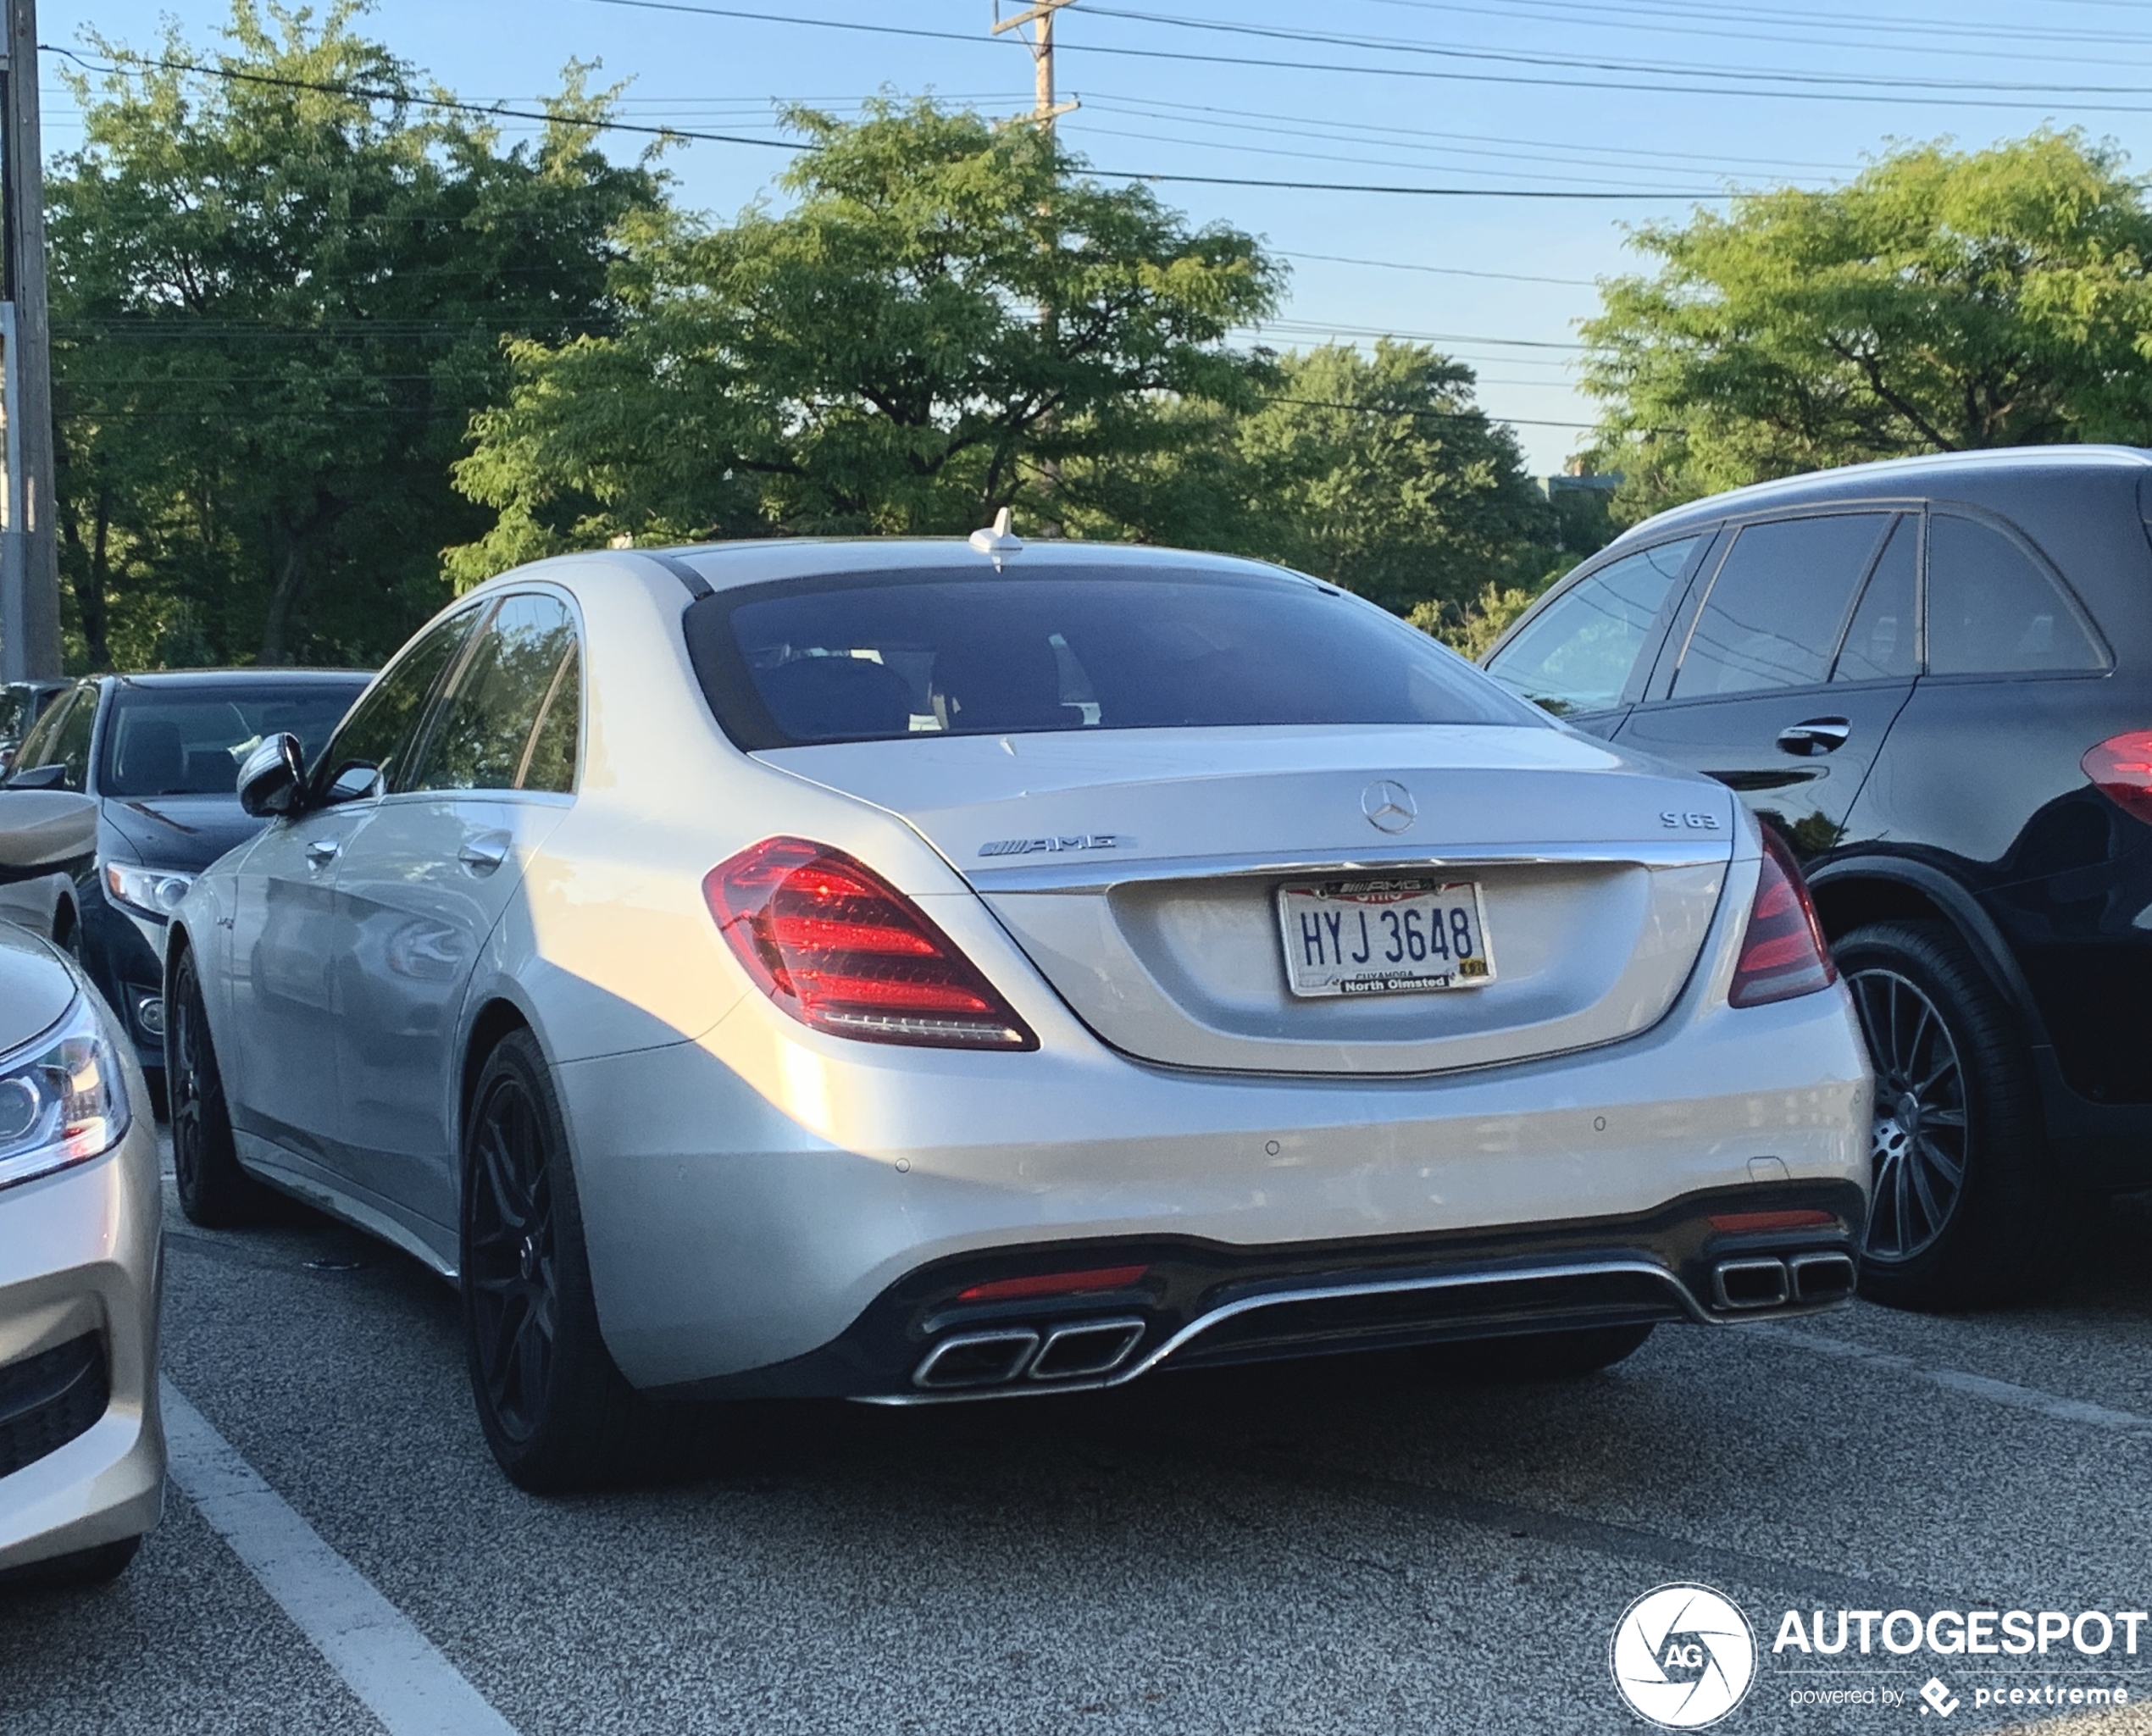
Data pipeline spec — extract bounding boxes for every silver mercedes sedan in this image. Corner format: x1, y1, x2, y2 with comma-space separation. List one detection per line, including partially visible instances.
0, 922, 163, 1582
166, 530, 1870, 1489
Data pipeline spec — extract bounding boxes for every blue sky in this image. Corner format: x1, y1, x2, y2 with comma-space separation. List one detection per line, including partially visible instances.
36, 0, 2152, 474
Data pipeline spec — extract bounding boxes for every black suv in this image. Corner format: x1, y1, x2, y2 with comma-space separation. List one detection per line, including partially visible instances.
0, 669, 369, 1097
1484, 447, 2152, 1310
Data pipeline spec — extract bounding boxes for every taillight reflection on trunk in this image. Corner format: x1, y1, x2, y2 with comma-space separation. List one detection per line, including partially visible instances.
2083, 731, 2152, 825
703, 838, 1037, 1050
1728, 829, 1838, 1009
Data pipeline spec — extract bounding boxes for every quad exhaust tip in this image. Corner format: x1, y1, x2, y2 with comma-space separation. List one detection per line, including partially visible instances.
912, 1317, 1146, 1390
1789, 1251, 1857, 1303
1712, 1251, 1858, 1312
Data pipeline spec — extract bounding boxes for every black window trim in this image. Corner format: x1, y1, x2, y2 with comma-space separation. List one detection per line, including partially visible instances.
1916, 498, 2115, 684
1479, 529, 1717, 720
1648, 501, 1918, 705
399, 585, 587, 801
310, 602, 488, 807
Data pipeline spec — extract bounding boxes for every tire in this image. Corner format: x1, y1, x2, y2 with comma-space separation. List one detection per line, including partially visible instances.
460, 1029, 641, 1493
1834, 920, 2060, 1310
168, 947, 269, 1228
1417, 1323, 1655, 1383
1, 1534, 141, 1593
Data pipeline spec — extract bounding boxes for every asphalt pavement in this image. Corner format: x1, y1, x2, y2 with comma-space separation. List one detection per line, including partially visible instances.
7, 1138, 2152, 1735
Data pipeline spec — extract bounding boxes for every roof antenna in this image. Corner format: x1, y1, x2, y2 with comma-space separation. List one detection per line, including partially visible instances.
968, 507, 1023, 571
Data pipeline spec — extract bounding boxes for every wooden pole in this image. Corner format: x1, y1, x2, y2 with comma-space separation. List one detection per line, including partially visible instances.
0, 0, 58, 681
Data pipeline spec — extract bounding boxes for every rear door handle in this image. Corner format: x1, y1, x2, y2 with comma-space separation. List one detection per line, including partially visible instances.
1776, 717, 1851, 757
458, 832, 512, 875
304, 837, 341, 868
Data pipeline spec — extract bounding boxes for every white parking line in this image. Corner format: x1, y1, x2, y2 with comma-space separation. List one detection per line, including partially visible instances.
158, 1377, 521, 1736
1752, 1324, 2152, 1437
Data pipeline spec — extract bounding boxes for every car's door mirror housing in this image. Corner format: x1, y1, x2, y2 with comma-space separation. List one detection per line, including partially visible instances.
3, 760, 65, 790
237, 733, 306, 817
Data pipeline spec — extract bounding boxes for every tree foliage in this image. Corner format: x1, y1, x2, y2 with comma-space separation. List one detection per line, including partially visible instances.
50, 0, 662, 668
447, 102, 1279, 579
1581, 131, 2152, 521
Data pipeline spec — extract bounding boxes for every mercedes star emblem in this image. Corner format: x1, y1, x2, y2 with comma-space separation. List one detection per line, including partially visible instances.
1362, 779, 1417, 834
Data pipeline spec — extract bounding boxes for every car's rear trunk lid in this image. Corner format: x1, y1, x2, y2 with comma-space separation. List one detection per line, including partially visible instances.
758, 724, 1737, 1074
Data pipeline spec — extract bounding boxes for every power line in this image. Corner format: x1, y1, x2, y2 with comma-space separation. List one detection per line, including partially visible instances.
1250, 320, 1585, 350
49, 40, 1757, 200
1278, 251, 1595, 288
1078, 3, 2152, 98
1095, 169, 1726, 198
44, 46, 805, 153
1345, 0, 2152, 70
1079, 93, 1856, 177
1066, 119, 1750, 194
583, 0, 2152, 112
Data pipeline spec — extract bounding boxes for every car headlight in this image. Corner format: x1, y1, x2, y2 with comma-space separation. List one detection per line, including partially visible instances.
0, 995, 129, 1194
103, 861, 196, 923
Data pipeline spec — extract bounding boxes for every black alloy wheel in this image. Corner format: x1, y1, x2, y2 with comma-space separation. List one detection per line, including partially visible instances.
464, 1072, 559, 1446
1846, 968, 1967, 1265
458, 1029, 640, 1491
1832, 921, 2060, 1310
168, 947, 264, 1227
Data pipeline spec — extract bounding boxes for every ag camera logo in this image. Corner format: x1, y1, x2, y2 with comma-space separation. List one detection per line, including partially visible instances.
1611, 1583, 1757, 1728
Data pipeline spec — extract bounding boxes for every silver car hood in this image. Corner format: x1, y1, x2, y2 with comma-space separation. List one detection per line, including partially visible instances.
759, 724, 1740, 1075
0, 922, 75, 1051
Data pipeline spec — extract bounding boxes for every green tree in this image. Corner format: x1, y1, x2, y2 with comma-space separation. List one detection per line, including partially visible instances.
447, 100, 1279, 579
1073, 340, 1559, 627
1581, 131, 2152, 521
50, 0, 663, 668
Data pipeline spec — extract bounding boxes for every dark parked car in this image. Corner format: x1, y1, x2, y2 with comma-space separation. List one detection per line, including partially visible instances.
0, 669, 369, 1096
1483, 446, 2152, 1309
0, 679, 68, 774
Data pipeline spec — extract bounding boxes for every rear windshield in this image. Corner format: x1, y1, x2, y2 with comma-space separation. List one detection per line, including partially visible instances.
100, 681, 369, 798
685, 567, 1538, 749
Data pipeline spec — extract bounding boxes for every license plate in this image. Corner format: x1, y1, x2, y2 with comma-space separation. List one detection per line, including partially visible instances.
1276, 878, 1495, 997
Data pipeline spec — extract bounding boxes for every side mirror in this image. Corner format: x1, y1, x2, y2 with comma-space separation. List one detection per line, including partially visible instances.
3, 761, 65, 790
237, 733, 305, 818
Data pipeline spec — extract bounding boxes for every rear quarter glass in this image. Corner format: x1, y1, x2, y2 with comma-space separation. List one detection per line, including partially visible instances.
680, 566, 1544, 750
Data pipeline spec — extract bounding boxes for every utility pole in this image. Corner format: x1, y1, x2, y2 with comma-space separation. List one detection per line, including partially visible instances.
990, 2, 1078, 533
991, 0, 1079, 131
0, 0, 58, 683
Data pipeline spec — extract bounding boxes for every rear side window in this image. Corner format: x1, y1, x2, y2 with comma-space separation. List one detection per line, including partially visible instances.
1484, 537, 1699, 716
10, 682, 93, 788
1832, 515, 1918, 683
410, 594, 581, 793
1926, 513, 2105, 675
101, 683, 367, 798
315, 607, 480, 800
688, 567, 1536, 749
1672, 514, 1893, 697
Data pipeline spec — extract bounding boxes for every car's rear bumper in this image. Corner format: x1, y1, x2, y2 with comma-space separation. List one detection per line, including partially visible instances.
556, 980, 1872, 1395
0, 1117, 165, 1573
646, 1179, 1866, 1403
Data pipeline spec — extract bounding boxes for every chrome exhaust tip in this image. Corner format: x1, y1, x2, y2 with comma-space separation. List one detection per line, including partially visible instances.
1712, 1257, 1791, 1311
912, 1328, 1040, 1390
1789, 1251, 1857, 1303
1029, 1318, 1145, 1382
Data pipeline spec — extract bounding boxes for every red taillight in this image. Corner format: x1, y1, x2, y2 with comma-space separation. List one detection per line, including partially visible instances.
956, 1265, 1151, 1304
1728, 829, 1838, 1009
2083, 731, 2152, 825
703, 838, 1037, 1050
